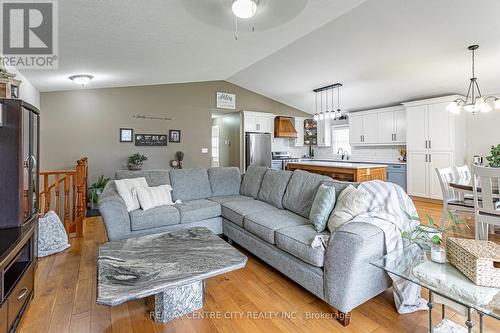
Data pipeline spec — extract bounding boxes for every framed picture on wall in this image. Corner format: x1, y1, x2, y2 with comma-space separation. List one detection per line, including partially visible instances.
135, 134, 168, 146
169, 130, 181, 143
120, 128, 133, 142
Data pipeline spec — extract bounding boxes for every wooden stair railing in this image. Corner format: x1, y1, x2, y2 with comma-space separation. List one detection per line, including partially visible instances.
39, 157, 88, 238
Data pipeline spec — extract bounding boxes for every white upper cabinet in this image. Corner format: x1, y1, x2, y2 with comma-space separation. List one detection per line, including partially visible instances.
406, 105, 428, 151
242, 111, 274, 134
349, 115, 364, 145
294, 117, 305, 147
349, 106, 404, 145
317, 116, 331, 147
427, 102, 453, 151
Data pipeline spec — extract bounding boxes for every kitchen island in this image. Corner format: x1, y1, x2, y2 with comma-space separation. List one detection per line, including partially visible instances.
286, 161, 387, 182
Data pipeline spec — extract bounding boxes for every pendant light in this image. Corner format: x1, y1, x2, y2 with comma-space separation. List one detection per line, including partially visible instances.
319, 90, 324, 120
313, 92, 319, 121
447, 45, 499, 114
325, 88, 330, 119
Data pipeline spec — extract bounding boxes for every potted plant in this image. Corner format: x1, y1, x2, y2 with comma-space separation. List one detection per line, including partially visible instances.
88, 175, 110, 210
486, 144, 500, 167
128, 152, 148, 170
402, 212, 468, 263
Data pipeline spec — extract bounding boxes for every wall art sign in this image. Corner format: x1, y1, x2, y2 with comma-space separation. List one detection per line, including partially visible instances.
216, 92, 236, 110
135, 134, 168, 146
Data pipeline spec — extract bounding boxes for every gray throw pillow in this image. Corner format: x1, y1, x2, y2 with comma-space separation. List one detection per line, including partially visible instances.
309, 184, 336, 232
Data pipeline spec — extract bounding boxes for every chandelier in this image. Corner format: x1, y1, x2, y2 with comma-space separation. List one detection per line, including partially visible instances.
313, 83, 344, 121
447, 45, 499, 114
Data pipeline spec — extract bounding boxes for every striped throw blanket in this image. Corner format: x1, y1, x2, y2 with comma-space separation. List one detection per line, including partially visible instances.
313, 180, 428, 314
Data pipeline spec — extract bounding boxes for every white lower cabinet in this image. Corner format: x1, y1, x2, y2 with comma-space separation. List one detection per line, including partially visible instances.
407, 152, 429, 198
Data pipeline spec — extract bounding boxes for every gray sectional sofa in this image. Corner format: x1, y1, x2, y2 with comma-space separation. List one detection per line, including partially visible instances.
98, 166, 390, 326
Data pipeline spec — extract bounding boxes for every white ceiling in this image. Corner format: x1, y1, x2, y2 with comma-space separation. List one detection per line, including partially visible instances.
21, 0, 500, 114
21, 0, 366, 92
228, 0, 500, 113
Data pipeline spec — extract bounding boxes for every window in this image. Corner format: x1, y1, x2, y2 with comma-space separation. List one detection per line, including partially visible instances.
331, 126, 351, 155
211, 125, 220, 167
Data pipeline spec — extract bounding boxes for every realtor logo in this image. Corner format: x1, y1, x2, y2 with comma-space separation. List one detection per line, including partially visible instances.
0, 0, 58, 68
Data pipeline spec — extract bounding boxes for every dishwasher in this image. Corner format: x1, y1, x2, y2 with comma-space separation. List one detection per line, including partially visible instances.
387, 164, 407, 192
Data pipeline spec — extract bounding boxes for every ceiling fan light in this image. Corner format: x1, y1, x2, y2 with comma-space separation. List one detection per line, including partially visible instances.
232, 0, 257, 19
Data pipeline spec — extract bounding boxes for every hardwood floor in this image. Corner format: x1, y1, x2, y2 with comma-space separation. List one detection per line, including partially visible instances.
19, 200, 498, 333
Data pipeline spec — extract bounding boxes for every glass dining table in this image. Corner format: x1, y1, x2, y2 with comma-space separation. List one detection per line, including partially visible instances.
371, 244, 500, 333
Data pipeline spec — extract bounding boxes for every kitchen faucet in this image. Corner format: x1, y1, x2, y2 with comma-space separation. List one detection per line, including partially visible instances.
337, 148, 345, 160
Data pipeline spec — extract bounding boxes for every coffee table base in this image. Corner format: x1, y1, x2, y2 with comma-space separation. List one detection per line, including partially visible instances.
147, 280, 204, 323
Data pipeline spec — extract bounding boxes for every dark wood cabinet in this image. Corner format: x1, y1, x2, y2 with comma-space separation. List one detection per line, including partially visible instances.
0, 99, 40, 228
0, 99, 39, 332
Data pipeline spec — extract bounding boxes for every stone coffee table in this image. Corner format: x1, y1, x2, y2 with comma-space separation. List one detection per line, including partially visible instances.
96, 227, 247, 322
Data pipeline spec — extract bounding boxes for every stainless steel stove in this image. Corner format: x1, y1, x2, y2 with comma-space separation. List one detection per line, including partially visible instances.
271, 151, 300, 170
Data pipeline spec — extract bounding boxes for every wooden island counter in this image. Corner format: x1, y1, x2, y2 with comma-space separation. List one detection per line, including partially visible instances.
286, 161, 387, 182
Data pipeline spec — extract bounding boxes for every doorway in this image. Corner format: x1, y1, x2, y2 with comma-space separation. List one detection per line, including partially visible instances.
211, 111, 241, 168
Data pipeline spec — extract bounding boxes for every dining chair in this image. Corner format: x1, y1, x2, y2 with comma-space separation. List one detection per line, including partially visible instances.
471, 165, 500, 240
435, 167, 474, 229
454, 164, 471, 181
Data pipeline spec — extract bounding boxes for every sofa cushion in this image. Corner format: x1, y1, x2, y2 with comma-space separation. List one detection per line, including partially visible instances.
129, 205, 180, 231
174, 199, 221, 224
208, 167, 242, 196
240, 166, 268, 199
244, 209, 308, 245
283, 170, 332, 219
257, 170, 292, 209
275, 224, 328, 267
115, 170, 170, 186
208, 195, 254, 204
170, 168, 212, 201
322, 179, 359, 199
221, 200, 277, 227
309, 184, 336, 232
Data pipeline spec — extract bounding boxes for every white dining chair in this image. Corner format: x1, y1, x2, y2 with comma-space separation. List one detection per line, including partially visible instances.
454, 164, 471, 181
435, 167, 474, 229
472, 165, 500, 240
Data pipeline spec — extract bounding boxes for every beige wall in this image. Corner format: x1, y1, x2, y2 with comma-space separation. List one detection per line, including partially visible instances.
40, 80, 307, 182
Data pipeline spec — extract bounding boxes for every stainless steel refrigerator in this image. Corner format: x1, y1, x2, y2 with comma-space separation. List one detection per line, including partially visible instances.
245, 132, 272, 170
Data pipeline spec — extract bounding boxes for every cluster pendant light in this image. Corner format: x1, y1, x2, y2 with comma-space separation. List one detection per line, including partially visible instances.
447, 45, 500, 115
313, 83, 345, 121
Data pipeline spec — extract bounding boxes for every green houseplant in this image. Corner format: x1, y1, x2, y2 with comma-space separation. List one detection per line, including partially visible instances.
402, 212, 468, 263
128, 152, 148, 170
88, 175, 110, 209
486, 144, 500, 167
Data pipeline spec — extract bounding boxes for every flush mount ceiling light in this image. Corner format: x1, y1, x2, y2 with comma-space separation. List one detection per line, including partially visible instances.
68, 74, 94, 87
232, 0, 257, 19
447, 45, 499, 115
232, 0, 258, 40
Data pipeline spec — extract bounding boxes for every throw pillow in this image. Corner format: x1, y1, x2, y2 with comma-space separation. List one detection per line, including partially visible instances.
309, 184, 336, 232
136, 185, 174, 211
327, 185, 370, 232
115, 177, 148, 212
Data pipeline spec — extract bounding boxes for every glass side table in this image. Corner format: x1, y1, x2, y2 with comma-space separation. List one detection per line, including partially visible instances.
371, 243, 500, 333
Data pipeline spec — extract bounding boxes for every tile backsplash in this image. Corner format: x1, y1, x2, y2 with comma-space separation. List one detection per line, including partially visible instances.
272, 138, 309, 158
314, 145, 404, 163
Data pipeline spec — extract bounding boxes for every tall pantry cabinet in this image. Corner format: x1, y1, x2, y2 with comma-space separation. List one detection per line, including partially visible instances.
403, 96, 466, 200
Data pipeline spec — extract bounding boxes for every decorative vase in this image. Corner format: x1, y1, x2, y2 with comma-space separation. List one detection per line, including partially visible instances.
430, 244, 447, 264
128, 163, 142, 171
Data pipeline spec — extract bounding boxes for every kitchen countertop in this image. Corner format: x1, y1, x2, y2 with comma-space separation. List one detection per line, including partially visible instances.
287, 161, 388, 169
298, 158, 406, 165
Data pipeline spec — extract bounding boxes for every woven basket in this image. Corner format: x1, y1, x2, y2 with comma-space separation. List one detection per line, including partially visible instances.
446, 237, 500, 288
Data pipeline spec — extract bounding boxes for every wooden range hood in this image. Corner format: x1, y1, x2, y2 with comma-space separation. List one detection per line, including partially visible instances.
274, 116, 297, 138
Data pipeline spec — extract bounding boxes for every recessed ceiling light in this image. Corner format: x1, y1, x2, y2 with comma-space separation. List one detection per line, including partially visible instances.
232, 0, 257, 19
68, 74, 94, 87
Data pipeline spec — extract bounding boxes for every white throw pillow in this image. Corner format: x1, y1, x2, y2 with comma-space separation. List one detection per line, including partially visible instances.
115, 177, 148, 212
327, 185, 370, 232
137, 185, 174, 211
